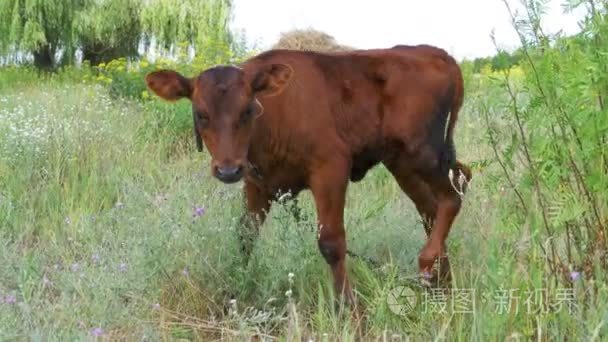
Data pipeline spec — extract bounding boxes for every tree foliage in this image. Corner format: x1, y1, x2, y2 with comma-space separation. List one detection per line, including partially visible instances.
140, 0, 237, 64
73, 0, 141, 65
475, 0, 608, 286
0, 0, 87, 68
0, 0, 238, 68
463, 48, 525, 73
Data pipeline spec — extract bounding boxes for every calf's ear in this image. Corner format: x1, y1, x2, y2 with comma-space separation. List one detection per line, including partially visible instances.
250, 64, 293, 97
145, 70, 193, 101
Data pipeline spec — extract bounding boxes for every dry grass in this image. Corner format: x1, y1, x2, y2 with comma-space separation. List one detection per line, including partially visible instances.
272, 28, 353, 52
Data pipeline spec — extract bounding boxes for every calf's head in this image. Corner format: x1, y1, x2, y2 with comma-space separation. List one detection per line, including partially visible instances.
145, 64, 293, 183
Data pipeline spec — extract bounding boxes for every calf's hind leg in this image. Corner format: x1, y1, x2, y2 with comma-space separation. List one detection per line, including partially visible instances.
384, 160, 452, 285
417, 169, 463, 285
385, 159, 472, 284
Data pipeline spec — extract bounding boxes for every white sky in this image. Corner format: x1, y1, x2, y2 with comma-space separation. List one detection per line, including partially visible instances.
231, 0, 588, 60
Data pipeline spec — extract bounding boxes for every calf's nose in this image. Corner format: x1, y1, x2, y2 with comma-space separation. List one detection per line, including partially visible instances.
215, 164, 243, 183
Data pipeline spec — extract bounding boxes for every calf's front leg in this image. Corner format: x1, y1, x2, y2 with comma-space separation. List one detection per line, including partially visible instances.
309, 162, 355, 305
239, 180, 271, 259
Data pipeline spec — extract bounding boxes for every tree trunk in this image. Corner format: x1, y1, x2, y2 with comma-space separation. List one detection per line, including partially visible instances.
82, 42, 121, 66
33, 45, 54, 71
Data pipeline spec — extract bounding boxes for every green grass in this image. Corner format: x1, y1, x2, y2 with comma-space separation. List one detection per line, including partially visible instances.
0, 72, 606, 341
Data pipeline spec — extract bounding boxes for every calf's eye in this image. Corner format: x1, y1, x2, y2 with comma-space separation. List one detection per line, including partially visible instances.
239, 105, 255, 125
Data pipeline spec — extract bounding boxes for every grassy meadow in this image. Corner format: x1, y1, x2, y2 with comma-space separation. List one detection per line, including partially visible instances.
0, 62, 603, 341
1, 3, 608, 339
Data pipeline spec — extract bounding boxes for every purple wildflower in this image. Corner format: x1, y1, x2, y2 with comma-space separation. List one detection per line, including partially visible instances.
119, 262, 128, 273
70, 263, 81, 273
89, 327, 104, 337
570, 271, 581, 281
4, 294, 16, 304
192, 206, 205, 218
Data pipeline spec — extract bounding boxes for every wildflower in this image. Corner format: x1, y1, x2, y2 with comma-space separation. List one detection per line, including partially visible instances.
192, 206, 205, 218
42, 274, 52, 287
181, 267, 189, 276
153, 193, 168, 206
3, 294, 16, 304
91, 253, 100, 264
152, 303, 161, 310
285, 289, 293, 298
570, 271, 581, 281
119, 262, 128, 273
64, 217, 71, 225
70, 263, 81, 273
89, 327, 104, 337
228, 299, 238, 316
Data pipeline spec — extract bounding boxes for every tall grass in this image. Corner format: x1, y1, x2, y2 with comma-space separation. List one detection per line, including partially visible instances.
0, 73, 410, 339
0, 65, 602, 341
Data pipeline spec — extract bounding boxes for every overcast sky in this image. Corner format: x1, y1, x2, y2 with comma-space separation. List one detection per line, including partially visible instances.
231, 0, 587, 60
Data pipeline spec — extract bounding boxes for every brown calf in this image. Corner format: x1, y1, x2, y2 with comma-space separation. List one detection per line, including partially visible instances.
145, 44, 470, 304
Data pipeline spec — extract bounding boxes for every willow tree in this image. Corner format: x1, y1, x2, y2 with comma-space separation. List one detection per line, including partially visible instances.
0, 0, 86, 69
0, 0, 239, 69
141, 0, 238, 64
73, 0, 141, 65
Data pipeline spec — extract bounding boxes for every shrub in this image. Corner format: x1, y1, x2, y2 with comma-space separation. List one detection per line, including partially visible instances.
478, 1, 608, 289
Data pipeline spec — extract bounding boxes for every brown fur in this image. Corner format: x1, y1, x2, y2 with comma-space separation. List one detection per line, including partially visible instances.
145, 44, 471, 306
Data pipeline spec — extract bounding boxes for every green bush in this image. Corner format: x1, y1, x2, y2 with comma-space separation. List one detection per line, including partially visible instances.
476, 1, 608, 288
